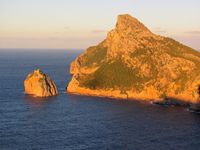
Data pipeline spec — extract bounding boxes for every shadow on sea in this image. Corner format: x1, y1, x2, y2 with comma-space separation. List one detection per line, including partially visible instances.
151, 97, 200, 114
22, 90, 200, 115
23, 94, 59, 109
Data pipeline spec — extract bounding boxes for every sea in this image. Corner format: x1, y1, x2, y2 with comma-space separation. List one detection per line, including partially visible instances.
0, 49, 200, 150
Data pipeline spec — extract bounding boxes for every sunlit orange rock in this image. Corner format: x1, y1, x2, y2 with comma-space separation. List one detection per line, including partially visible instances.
67, 14, 200, 104
24, 69, 58, 97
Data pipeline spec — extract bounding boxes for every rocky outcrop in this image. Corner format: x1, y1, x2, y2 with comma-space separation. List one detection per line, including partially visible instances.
67, 14, 200, 104
24, 69, 58, 97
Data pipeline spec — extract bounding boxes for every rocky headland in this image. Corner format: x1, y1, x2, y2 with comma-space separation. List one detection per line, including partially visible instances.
24, 69, 58, 97
67, 14, 200, 104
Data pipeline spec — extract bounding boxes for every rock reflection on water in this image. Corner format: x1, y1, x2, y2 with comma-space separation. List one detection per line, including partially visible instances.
23, 94, 58, 109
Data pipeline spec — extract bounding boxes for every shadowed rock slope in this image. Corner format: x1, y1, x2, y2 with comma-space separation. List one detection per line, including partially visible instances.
67, 14, 200, 103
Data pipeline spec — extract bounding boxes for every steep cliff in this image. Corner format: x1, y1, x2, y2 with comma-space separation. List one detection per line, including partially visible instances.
24, 69, 58, 98
67, 14, 200, 103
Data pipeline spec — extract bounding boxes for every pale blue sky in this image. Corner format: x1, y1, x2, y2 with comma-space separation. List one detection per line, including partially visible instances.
0, 0, 200, 49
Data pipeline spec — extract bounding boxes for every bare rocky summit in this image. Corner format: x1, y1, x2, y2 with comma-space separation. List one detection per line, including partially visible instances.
67, 14, 200, 103
24, 69, 58, 97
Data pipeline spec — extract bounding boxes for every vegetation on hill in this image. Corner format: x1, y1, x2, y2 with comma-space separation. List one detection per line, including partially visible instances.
80, 44, 107, 67
80, 59, 141, 90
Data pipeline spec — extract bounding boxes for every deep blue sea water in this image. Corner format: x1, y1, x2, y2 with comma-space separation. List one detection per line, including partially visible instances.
0, 49, 200, 150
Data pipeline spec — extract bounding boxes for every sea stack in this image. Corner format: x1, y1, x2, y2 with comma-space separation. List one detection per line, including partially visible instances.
24, 69, 58, 97
67, 14, 200, 103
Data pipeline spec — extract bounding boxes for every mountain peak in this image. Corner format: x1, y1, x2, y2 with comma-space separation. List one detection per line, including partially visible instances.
116, 14, 150, 33
105, 14, 154, 57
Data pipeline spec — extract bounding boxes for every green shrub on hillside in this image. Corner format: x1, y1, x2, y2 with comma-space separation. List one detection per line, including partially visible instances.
81, 45, 107, 67
80, 59, 144, 91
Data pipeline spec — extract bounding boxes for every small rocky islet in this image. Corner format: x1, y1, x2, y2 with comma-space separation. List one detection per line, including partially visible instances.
24, 69, 58, 98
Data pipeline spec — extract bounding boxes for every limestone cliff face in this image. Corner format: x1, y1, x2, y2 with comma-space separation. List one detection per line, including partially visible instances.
24, 69, 58, 97
67, 14, 200, 103
105, 14, 154, 58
